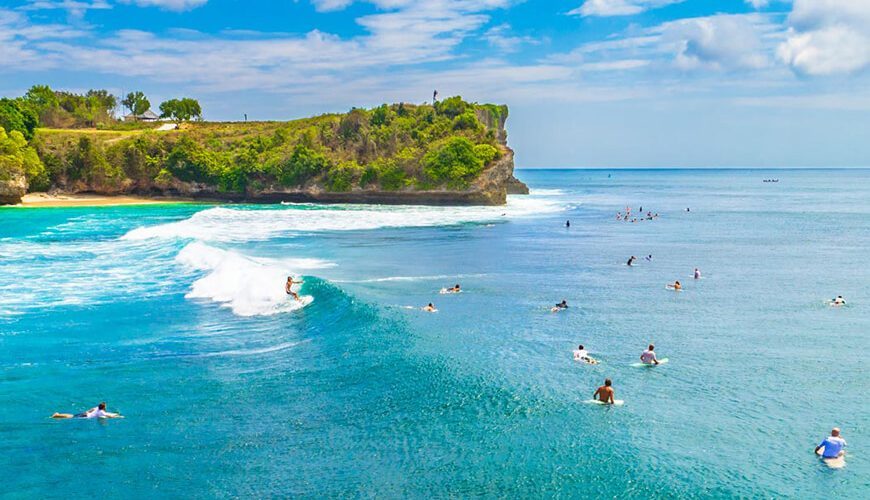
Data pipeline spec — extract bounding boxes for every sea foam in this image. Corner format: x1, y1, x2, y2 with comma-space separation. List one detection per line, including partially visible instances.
175, 242, 332, 317
122, 194, 564, 243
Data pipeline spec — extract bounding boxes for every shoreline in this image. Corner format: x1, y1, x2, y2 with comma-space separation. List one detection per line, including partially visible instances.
14, 193, 193, 208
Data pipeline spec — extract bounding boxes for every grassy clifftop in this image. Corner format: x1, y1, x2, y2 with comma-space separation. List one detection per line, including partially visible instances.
29, 97, 517, 202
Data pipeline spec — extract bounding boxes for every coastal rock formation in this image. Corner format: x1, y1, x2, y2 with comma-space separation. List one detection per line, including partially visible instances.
20, 98, 529, 206
0, 170, 26, 205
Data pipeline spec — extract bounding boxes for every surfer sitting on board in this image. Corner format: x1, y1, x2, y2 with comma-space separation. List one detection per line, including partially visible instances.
551, 300, 568, 312
573, 344, 598, 364
285, 276, 304, 301
815, 428, 846, 459
640, 344, 660, 365
593, 379, 615, 404
627, 256, 636, 266
52, 402, 122, 419
694, 268, 701, 279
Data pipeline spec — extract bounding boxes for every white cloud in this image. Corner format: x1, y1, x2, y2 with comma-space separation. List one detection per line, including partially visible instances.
483, 24, 538, 52
119, 0, 208, 11
663, 14, 775, 71
745, 0, 769, 8
777, 0, 870, 75
310, 0, 354, 12
21, 1, 111, 19
567, 0, 683, 17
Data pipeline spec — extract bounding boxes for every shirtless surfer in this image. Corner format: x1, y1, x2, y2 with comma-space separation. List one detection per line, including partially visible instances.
285, 276, 304, 301
423, 303, 438, 312
552, 300, 568, 312
667, 280, 682, 290
443, 284, 461, 294
593, 379, 615, 404
52, 402, 122, 419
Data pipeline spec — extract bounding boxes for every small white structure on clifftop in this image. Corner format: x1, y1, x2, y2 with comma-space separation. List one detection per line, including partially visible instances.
123, 110, 159, 122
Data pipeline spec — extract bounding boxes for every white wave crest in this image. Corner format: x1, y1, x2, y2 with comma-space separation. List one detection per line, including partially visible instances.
175, 242, 331, 317
122, 194, 564, 243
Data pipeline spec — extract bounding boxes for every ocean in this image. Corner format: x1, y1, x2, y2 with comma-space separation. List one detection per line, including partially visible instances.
1, 169, 868, 497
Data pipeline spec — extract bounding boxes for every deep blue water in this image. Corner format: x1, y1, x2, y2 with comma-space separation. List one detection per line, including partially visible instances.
1, 169, 868, 497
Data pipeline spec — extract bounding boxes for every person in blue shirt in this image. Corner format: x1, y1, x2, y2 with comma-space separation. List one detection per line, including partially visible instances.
815, 428, 846, 459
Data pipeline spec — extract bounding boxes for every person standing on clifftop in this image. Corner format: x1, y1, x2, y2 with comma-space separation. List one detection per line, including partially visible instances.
433, 90, 438, 103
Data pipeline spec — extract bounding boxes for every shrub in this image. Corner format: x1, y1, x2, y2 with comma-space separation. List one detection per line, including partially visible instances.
473, 144, 499, 165
277, 144, 330, 187
422, 136, 484, 189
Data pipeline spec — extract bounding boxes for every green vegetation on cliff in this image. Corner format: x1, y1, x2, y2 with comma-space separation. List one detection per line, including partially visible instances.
23, 96, 508, 196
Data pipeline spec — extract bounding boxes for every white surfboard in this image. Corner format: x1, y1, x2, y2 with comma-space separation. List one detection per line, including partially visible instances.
584, 399, 624, 406
816, 448, 846, 469
630, 358, 669, 367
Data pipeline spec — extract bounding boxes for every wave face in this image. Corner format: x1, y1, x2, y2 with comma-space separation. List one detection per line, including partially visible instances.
122, 195, 564, 242
175, 242, 333, 317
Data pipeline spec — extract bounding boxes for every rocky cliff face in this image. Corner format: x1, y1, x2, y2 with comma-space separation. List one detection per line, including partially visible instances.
0, 171, 26, 205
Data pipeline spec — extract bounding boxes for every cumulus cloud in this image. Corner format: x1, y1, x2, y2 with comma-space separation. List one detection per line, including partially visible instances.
663, 14, 774, 71
777, 0, 870, 75
745, 0, 769, 8
567, 0, 683, 17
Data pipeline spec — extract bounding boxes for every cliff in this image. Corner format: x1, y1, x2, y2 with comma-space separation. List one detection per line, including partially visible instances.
17, 97, 528, 206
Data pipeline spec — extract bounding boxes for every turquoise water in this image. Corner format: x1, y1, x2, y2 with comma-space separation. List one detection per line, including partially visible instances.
1, 169, 868, 497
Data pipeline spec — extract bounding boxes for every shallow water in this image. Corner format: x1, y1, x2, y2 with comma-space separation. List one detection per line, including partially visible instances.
1, 169, 868, 497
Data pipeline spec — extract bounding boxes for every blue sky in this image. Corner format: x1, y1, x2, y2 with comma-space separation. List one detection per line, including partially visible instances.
2, 0, 869, 167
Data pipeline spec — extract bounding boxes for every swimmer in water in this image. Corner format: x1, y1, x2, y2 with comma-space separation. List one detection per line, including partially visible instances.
815, 428, 846, 459
667, 281, 682, 290
285, 276, 304, 301
52, 402, 122, 419
645, 255, 652, 261
566, 220, 571, 228
444, 284, 461, 293
831, 295, 846, 306
593, 379, 615, 404
552, 300, 568, 312
694, 268, 701, 279
627, 256, 636, 266
573, 344, 598, 364
640, 344, 660, 365
423, 303, 438, 312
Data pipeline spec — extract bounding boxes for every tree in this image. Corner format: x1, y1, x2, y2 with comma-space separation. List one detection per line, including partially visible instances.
159, 98, 202, 123
122, 91, 150, 116
23, 85, 58, 115
0, 98, 39, 140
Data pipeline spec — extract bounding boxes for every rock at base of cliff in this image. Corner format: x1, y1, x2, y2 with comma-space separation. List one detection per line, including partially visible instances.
506, 176, 530, 195
0, 173, 26, 205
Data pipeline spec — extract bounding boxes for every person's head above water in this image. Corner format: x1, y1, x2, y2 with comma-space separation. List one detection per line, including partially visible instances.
832, 428, 841, 437
578, 344, 584, 350
455, 284, 460, 289
604, 378, 612, 387
675, 281, 681, 285
98, 402, 106, 410
428, 303, 433, 307
648, 344, 654, 351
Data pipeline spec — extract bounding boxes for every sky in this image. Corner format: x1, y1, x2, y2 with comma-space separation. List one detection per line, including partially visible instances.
1, 0, 869, 167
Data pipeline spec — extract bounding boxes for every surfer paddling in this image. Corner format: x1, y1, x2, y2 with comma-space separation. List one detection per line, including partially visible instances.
52, 402, 122, 419
573, 344, 598, 364
285, 276, 304, 301
551, 300, 568, 313
423, 303, 438, 312
593, 379, 615, 404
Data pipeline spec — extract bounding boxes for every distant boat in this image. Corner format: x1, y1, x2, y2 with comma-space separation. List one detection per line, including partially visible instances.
763, 179, 779, 183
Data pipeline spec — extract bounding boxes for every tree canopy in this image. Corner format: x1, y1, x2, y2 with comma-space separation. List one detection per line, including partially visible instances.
159, 98, 202, 123
122, 91, 151, 116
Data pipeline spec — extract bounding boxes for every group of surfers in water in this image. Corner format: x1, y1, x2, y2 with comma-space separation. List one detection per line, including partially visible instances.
615, 205, 660, 223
